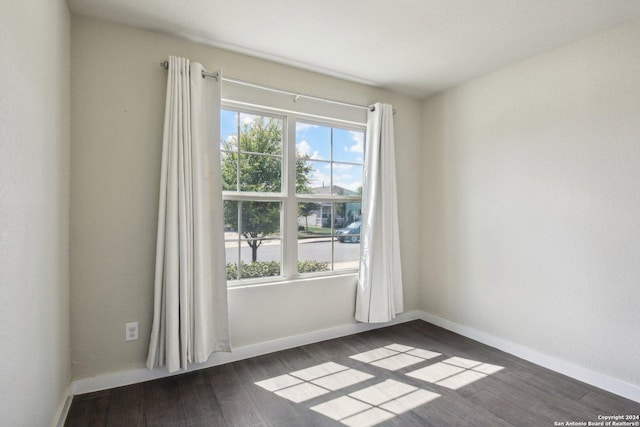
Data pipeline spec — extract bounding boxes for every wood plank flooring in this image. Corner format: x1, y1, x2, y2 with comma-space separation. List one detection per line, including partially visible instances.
65, 320, 640, 426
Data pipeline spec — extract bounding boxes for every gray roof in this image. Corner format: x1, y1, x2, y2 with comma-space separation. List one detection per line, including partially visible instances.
310, 185, 357, 196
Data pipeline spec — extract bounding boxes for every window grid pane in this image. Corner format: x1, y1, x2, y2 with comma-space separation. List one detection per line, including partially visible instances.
297, 201, 361, 274
295, 122, 363, 275
224, 200, 282, 281
221, 110, 283, 194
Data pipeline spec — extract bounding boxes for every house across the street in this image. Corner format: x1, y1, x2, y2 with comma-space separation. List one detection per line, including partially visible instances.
298, 185, 361, 229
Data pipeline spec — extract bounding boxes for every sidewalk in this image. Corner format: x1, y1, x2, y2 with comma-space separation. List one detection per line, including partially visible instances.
224, 232, 335, 248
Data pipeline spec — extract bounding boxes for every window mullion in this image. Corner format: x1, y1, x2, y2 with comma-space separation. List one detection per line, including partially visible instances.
235, 112, 241, 192
237, 201, 243, 279
283, 116, 298, 278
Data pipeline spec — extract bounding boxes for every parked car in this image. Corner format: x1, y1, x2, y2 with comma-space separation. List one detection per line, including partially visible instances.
337, 221, 361, 243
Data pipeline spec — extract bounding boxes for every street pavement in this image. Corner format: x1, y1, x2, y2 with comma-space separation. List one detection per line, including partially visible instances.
225, 235, 359, 270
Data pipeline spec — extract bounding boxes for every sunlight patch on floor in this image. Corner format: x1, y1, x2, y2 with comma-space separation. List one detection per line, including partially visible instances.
407, 356, 504, 390
312, 379, 440, 427
254, 344, 503, 426
350, 379, 440, 414
255, 361, 372, 403
349, 344, 441, 371
275, 381, 329, 403
291, 361, 348, 381
311, 369, 374, 391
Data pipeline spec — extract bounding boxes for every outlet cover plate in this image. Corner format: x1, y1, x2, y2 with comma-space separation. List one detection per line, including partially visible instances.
125, 321, 139, 341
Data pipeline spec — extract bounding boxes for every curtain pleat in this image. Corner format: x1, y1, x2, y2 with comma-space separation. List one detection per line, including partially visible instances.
355, 103, 404, 323
147, 56, 231, 373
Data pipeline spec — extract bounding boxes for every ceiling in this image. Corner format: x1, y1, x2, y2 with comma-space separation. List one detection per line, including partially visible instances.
66, 0, 640, 98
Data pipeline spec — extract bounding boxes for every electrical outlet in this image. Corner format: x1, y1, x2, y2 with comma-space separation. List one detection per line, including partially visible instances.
125, 321, 139, 341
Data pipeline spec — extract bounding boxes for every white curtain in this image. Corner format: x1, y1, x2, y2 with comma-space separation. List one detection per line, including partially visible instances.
355, 103, 404, 323
147, 56, 230, 372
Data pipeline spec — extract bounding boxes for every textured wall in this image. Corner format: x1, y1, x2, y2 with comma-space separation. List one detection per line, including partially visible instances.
421, 21, 640, 387
70, 16, 422, 380
0, 0, 71, 425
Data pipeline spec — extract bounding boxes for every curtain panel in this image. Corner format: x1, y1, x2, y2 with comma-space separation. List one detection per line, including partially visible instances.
147, 56, 230, 372
355, 103, 404, 323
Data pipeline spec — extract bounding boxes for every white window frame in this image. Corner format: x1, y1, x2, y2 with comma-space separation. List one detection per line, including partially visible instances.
222, 100, 365, 286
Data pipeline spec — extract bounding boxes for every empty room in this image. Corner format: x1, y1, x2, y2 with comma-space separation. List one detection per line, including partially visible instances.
1, 1, 639, 426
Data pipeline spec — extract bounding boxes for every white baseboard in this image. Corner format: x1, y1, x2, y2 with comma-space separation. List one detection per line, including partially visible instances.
69, 310, 423, 396
68, 309, 639, 405
416, 311, 640, 403
52, 385, 72, 427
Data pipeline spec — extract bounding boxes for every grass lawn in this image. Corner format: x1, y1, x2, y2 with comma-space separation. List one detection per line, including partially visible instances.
298, 226, 334, 239
303, 226, 332, 234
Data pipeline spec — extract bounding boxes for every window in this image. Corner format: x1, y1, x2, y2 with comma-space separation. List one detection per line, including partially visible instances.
221, 105, 365, 284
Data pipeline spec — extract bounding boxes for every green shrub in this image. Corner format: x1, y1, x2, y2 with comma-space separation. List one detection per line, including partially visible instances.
297, 260, 330, 273
226, 260, 330, 280
225, 260, 279, 280
225, 262, 238, 280
243, 260, 281, 278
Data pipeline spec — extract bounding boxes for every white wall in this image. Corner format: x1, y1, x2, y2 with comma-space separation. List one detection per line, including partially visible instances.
70, 16, 422, 380
0, 1, 71, 425
421, 21, 640, 387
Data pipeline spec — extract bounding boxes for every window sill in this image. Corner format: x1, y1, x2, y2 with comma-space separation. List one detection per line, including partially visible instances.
227, 271, 358, 290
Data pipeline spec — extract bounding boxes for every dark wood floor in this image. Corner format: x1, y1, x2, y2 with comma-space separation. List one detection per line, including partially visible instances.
65, 320, 639, 426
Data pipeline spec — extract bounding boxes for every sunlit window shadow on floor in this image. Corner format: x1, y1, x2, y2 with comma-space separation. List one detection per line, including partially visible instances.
406, 356, 504, 389
254, 344, 504, 426
311, 379, 440, 426
350, 343, 441, 370
255, 361, 373, 403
